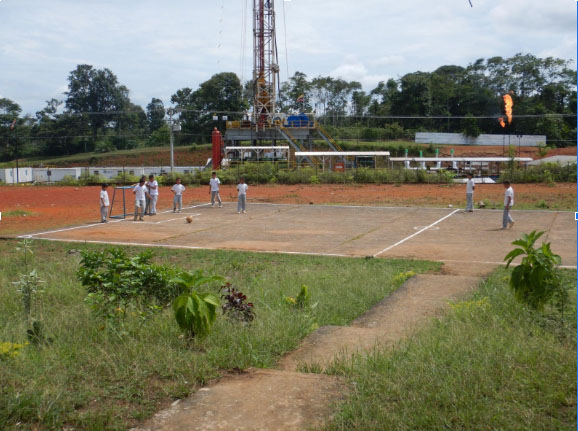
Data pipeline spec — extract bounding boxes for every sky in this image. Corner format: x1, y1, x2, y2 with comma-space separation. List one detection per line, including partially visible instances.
0, 0, 576, 115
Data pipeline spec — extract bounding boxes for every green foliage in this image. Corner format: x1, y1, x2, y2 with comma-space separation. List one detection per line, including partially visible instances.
500, 162, 577, 183
77, 248, 180, 324
285, 285, 317, 309
171, 270, 224, 338
504, 230, 565, 312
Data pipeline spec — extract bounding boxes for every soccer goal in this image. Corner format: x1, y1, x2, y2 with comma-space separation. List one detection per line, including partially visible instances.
109, 186, 134, 219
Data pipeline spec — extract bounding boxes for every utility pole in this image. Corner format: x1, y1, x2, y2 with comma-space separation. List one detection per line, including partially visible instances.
168, 108, 175, 174
10, 119, 18, 184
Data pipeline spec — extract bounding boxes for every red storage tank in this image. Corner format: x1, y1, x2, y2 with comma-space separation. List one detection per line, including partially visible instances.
212, 128, 223, 169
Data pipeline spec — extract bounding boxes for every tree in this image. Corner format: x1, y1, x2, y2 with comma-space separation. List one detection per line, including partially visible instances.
64, 65, 130, 143
171, 72, 246, 143
278, 71, 312, 113
0, 98, 23, 161
146, 98, 166, 132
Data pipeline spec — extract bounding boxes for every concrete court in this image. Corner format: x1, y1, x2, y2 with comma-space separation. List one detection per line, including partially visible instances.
22, 202, 577, 267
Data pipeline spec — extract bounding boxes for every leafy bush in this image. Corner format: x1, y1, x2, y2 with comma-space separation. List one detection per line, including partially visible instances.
171, 270, 224, 338
77, 248, 180, 312
285, 285, 317, 309
504, 230, 566, 312
220, 283, 255, 322
500, 163, 577, 183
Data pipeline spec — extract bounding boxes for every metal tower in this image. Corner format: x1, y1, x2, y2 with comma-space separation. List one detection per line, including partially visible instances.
253, 0, 279, 127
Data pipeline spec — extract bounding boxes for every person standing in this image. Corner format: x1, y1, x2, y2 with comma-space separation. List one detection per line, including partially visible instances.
237, 177, 248, 214
465, 173, 475, 212
171, 177, 186, 213
209, 171, 222, 207
133, 177, 150, 221
100, 183, 109, 223
502, 181, 515, 229
146, 174, 159, 215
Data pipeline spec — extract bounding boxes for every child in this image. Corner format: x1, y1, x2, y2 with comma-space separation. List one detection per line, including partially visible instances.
146, 174, 159, 215
171, 177, 186, 213
133, 177, 150, 221
100, 183, 109, 223
465, 173, 475, 212
502, 181, 515, 229
236, 177, 248, 214
209, 171, 222, 207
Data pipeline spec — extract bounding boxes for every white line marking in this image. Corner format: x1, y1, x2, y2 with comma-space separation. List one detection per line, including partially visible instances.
247, 202, 574, 214
19, 203, 211, 238
17, 237, 578, 269
24, 237, 352, 258
373, 209, 460, 257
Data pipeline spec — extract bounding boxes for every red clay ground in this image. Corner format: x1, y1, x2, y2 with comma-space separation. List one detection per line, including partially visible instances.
0, 183, 575, 236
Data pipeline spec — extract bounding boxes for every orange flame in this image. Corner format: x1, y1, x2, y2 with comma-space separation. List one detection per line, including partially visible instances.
498, 117, 506, 128
503, 94, 513, 125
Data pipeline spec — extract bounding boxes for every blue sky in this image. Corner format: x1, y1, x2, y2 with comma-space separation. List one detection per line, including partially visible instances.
1, 0, 576, 115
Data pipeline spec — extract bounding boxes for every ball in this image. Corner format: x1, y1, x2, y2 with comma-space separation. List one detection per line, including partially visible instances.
448, 204, 453, 208
186, 216, 193, 223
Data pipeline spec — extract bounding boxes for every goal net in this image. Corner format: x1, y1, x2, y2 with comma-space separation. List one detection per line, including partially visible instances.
109, 186, 134, 219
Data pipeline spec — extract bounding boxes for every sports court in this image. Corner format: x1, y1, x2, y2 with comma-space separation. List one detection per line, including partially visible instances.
20, 203, 577, 267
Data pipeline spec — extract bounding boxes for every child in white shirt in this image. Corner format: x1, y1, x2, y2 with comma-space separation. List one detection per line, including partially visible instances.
100, 183, 109, 223
146, 174, 159, 215
171, 177, 186, 212
237, 177, 248, 214
502, 181, 515, 229
133, 178, 150, 221
209, 171, 222, 207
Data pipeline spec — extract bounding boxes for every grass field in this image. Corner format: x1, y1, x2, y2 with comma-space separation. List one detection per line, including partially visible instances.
322, 267, 577, 431
0, 239, 438, 431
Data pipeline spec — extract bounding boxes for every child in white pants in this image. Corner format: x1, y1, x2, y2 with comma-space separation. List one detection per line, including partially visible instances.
99, 183, 109, 223
237, 177, 248, 213
171, 177, 186, 212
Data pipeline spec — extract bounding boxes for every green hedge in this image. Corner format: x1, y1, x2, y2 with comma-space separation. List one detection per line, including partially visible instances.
499, 163, 577, 184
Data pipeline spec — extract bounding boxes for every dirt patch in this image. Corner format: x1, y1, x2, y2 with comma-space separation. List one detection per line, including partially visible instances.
1, 183, 574, 236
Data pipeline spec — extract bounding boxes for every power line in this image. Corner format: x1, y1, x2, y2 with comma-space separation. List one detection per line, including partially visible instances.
29, 110, 578, 119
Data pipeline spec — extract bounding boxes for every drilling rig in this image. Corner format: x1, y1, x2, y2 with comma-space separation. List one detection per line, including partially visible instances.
221, 0, 341, 166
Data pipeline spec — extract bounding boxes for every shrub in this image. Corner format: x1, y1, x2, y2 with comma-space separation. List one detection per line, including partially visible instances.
78, 248, 180, 309
504, 230, 566, 312
220, 283, 255, 322
171, 270, 224, 338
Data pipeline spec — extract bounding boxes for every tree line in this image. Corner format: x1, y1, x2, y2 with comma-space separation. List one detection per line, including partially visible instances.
0, 53, 575, 162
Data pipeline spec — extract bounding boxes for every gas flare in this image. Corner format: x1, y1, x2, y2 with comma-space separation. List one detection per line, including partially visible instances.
503, 94, 513, 124
498, 117, 506, 128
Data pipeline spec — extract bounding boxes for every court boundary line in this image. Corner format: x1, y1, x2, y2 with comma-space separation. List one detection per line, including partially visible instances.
373, 209, 460, 257
18, 203, 210, 239
20, 237, 578, 270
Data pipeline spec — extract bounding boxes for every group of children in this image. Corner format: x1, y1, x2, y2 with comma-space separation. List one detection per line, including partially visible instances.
98, 172, 249, 222
101, 172, 515, 229
465, 173, 515, 229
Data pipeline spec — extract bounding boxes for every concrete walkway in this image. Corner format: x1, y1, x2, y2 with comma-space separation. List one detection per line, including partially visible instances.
133, 263, 493, 431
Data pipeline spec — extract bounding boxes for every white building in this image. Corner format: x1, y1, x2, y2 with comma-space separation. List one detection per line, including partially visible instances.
0, 167, 33, 184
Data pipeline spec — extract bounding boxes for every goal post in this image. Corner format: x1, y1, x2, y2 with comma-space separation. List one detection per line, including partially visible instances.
109, 186, 134, 219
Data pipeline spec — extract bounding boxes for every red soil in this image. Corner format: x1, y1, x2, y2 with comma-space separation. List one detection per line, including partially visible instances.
1, 183, 575, 236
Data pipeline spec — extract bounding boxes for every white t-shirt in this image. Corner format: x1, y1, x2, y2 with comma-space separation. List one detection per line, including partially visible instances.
147, 180, 159, 196
100, 190, 109, 207
504, 186, 514, 207
210, 177, 221, 192
237, 183, 248, 196
172, 184, 185, 195
466, 179, 475, 194
133, 184, 148, 201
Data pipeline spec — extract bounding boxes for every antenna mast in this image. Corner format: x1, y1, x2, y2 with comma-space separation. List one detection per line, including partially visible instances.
253, 0, 279, 127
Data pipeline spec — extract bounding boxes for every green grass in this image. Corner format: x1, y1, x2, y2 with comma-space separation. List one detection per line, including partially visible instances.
0, 144, 211, 169
321, 267, 577, 430
0, 239, 439, 430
